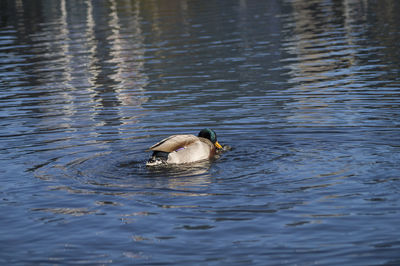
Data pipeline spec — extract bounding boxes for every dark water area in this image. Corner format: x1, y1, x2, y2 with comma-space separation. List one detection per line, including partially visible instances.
1, 0, 400, 264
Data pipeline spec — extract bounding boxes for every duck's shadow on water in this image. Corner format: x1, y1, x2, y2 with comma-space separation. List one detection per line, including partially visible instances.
144, 160, 212, 177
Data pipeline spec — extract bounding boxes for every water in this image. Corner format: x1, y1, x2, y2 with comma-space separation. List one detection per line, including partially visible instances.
1, 0, 400, 264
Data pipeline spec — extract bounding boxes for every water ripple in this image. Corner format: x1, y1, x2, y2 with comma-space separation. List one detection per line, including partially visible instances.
1, 0, 400, 265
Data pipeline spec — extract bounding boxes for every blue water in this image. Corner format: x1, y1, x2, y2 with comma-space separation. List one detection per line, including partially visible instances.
1, 0, 400, 264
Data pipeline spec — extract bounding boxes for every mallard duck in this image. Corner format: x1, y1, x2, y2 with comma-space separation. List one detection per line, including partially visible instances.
146, 128, 222, 166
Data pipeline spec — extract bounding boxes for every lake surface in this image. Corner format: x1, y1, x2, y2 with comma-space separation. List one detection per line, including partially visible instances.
1, 0, 400, 264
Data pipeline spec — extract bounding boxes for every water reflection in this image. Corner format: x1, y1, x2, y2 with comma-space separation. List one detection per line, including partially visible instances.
2, 0, 149, 146
282, 0, 400, 132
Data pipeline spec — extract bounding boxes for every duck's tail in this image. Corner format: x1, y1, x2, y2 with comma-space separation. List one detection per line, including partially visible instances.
146, 151, 169, 166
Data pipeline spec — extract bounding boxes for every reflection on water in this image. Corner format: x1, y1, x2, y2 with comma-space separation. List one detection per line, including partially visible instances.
1, 0, 400, 264
1, 0, 148, 149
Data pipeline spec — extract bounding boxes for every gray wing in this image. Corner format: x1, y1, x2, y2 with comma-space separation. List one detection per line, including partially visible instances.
148, 134, 198, 152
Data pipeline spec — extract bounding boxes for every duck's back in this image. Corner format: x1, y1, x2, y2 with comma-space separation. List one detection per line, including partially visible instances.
149, 134, 198, 152
167, 140, 213, 164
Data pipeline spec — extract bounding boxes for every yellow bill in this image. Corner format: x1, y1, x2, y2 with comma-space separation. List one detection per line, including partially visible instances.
215, 141, 222, 149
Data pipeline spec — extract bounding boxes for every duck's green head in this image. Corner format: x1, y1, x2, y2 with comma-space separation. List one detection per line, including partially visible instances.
198, 128, 222, 149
